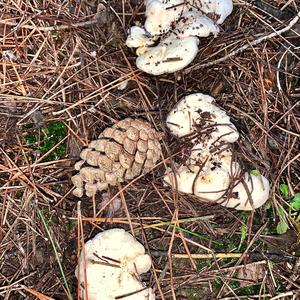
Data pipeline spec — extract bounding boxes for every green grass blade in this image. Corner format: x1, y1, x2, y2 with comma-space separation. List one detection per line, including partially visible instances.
156, 220, 223, 246
38, 209, 73, 300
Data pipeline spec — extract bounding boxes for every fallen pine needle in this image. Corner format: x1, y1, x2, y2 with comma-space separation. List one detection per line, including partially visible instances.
22, 286, 55, 300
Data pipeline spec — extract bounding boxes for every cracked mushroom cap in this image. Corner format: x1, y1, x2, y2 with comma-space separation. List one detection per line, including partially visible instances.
72, 118, 162, 197
220, 172, 270, 210
76, 228, 155, 300
166, 93, 239, 143
136, 36, 199, 75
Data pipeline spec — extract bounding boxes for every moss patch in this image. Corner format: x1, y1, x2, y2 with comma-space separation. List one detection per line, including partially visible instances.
23, 120, 67, 162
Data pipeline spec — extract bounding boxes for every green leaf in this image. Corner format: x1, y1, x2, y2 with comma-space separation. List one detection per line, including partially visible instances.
240, 224, 247, 242
279, 184, 289, 199
250, 169, 260, 176
276, 220, 289, 234
291, 193, 300, 211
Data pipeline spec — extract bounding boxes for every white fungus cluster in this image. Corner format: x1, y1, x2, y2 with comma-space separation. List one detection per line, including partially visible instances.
76, 228, 155, 300
126, 0, 233, 75
164, 93, 270, 211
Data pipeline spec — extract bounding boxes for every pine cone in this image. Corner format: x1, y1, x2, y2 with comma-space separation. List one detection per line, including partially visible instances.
72, 118, 162, 197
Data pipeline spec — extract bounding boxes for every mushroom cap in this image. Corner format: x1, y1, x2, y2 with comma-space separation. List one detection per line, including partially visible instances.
126, 26, 156, 48
164, 165, 198, 194
221, 173, 270, 210
164, 91, 270, 211
164, 164, 230, 201
198, 0, 233, 24
189, 141, 241, 176
164, 162, 269, 210
76, 228, 155, 300
144, 0, 185, 35
173, 10, 219, 38
144, 0, 232, 35
77, 229, 151, 275
127, 0, 234, 74
136, 36, 199, 75
77, 263, 155, 300
166, 93, 239, 142
194, 167, 230, 201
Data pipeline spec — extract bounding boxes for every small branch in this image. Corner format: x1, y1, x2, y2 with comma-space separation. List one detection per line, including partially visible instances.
186, 11, 300, 72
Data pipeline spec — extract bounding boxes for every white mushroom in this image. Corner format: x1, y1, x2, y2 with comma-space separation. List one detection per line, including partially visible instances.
164, 164, 230, 201
197, 0, 233, 24
172, 10, 219, 38
164, 93, 270, 211
129, 9, 218, 62
126, 26, 157, 49
144, 0, 186, 35
164, 155, 269, 210
220, 172, 270, 210
144, 0, 232, 35
136, 36, 199, 75
127, 0, 233, 74
136, 8, 219, 75
164, 139, 242, 202
166, 93, 239, 143
76, 228, 155, 300
189, 141, 241, 175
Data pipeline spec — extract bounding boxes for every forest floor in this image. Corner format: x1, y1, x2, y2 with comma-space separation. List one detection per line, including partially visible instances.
0, 0, 300, 299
